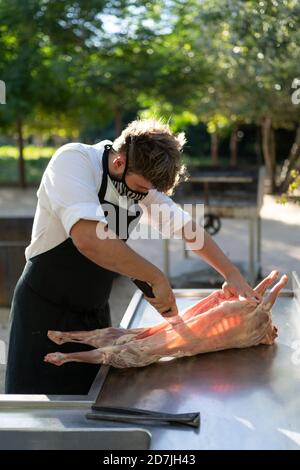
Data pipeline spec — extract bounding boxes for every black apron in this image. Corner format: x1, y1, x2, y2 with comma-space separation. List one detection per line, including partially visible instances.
5, 144, 141, 395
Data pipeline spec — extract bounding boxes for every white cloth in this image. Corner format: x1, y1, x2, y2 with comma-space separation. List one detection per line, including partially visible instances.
25, 140, 192, 260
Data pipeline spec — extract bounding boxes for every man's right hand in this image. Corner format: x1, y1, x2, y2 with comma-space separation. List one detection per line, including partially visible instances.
71, 220, 179, 319
145, 274, 178, 319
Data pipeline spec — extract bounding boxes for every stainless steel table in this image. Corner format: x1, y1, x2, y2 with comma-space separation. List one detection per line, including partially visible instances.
0, 271, 299, 450
94, 270, 300, 450
0, 395, 151, 450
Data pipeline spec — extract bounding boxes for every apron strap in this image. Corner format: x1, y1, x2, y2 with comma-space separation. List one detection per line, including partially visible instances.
98, 144, 111, 201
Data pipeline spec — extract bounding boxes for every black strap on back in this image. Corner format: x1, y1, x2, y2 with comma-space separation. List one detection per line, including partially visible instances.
98, 144, 112, 202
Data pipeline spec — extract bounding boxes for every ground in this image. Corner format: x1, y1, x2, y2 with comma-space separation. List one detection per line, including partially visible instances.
0, 188, 299, 392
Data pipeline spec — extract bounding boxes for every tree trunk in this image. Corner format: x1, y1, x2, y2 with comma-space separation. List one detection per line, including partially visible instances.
255, 126, 263, 166
210, 132, 219, 165
229, 125, 238, 167
278, 124, 300, 193
270, 127, 276, 171
115, 108, 122, 137
16, 117, 26, 188
261, 117, 275, 193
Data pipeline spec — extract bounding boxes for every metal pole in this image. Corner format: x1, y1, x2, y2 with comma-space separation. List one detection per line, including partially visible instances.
249, 217, 255, 285
163, 239, 170, 278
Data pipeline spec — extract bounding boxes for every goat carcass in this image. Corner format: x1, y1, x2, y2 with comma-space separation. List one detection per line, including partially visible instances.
44, 271, 288, 369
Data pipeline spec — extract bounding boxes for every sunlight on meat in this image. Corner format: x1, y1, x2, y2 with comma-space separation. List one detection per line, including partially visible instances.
44, 272, 288, 368
206, 316, 242, 337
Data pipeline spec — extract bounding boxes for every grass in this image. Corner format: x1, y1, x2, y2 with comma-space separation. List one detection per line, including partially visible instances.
0, 145, 55, 159
0, 145, 220, 185
182, 154, 225, 167
0, 146, 55, 184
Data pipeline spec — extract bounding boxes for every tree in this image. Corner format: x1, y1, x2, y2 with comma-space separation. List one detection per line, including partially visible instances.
0, 0, 107, 186
190, 0, 300, 189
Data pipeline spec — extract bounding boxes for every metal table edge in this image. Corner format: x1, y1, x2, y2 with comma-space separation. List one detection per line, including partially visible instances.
0, 290, 144, 409
0, 275, 297, 410
92, 278, 297, 406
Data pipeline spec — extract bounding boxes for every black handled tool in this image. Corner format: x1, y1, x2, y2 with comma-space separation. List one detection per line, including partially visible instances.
132, 278, 174, 316
132, 279, 155, 298
87, 405, 200, 429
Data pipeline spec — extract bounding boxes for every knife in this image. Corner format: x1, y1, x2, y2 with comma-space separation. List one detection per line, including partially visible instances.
132, 278, 180, 323
132, 278, 156, 299
87, 405, 200, 428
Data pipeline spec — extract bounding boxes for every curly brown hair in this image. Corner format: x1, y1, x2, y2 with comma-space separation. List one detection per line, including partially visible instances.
112, 118, 188, 194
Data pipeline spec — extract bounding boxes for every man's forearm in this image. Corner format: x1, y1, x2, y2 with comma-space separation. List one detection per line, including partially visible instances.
195, 230, 239, 278
71, 220, 163, 284
183, 220, 239, 279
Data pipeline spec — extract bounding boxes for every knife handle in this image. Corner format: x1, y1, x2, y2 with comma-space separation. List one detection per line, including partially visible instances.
87, 407, 200, 428
132, 278, 175, 316
132, 279, 155, 298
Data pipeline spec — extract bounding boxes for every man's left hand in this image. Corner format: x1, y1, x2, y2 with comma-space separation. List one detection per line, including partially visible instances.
222, 269, 262, 304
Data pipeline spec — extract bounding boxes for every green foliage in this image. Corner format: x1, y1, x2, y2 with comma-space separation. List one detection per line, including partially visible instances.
0, 145, 54, 159
277, 169, 300, 205
0, 145, 55, 183
0, 0, 299, 187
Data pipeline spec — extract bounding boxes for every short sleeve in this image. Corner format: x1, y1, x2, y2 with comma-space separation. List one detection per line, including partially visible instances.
141, 190, 192, 238
42, 145, 107, 235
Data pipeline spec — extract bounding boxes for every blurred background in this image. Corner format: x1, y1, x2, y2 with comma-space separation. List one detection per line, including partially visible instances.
0, 0, 300, 390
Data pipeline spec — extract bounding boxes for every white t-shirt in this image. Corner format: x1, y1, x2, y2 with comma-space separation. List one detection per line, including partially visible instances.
25, 140, 192, 261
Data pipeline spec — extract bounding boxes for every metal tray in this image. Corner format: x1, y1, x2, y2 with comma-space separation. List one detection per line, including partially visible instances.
0, 427, 151, 450
94, 271, 300, 450
1, 271, 299, 450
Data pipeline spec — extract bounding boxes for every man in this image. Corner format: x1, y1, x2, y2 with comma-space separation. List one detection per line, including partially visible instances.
5, 118, 261, 395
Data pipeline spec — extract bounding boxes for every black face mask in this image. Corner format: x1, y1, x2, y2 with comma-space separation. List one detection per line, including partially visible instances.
109, 140, 149, 201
